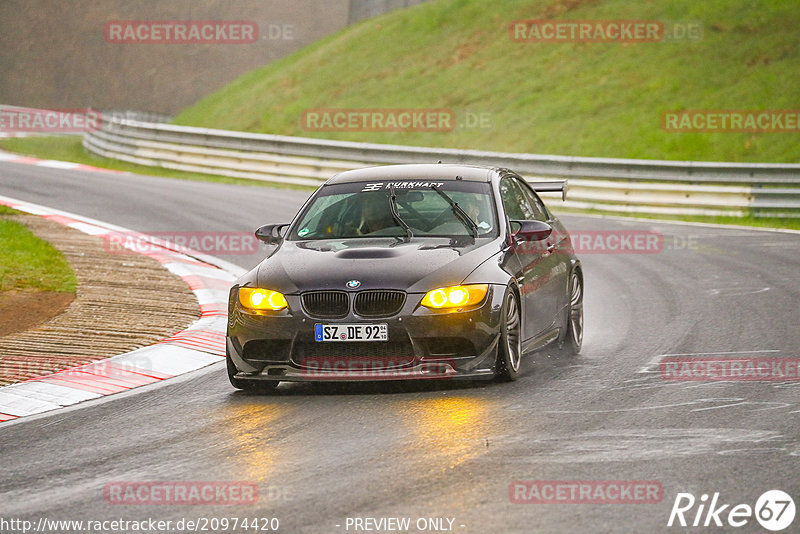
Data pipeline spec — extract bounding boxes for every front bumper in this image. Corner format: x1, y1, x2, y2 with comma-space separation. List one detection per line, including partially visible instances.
226, 284, 505, 382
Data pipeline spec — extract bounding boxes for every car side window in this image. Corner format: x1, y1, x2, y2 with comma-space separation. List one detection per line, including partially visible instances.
514, 178, 549, 222
500, 176, 536, 220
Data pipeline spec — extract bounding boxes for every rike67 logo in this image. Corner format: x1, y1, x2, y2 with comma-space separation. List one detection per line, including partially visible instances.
668, 490, 795, 531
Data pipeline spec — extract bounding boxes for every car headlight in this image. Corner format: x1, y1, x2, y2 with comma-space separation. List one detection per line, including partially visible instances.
238, 287, 288, 311
420, 284, 488, 309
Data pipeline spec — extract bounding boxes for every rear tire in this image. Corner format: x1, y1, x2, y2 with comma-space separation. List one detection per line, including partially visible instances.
227, 352, 279, 393
558, 269, 583, 355
495, 288, 522, 382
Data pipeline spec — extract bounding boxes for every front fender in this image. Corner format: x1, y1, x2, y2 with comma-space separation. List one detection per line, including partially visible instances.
461, 248, 517, 287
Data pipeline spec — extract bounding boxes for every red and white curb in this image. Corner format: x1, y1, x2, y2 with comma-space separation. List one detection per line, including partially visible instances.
0, 148, 126, 174
0, 195, 246, 423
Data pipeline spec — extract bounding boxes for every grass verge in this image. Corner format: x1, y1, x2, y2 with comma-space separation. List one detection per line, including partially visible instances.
0, 209, 78, 292
175, 0, 800, 164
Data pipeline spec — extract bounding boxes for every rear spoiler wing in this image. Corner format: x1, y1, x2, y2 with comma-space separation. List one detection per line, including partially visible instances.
530, 180, 568, 201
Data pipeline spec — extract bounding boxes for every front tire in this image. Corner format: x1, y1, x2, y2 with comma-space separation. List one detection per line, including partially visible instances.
227, 352, 279, 393
495, 288, 522, 381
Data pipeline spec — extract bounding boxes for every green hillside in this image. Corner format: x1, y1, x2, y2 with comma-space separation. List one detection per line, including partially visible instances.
174, 0, 800, 163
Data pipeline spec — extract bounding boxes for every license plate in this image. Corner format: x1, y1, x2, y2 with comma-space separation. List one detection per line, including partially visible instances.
315, 324, 388, 342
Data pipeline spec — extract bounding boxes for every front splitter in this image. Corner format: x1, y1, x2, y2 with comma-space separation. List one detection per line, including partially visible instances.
234, 362, 495, 382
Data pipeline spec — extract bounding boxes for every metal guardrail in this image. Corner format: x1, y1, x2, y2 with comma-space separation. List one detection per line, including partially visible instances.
102, 110, 172, 124
83, 115, 800, 218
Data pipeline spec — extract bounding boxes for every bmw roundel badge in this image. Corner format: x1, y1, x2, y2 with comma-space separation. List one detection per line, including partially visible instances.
346, 280, 361, 289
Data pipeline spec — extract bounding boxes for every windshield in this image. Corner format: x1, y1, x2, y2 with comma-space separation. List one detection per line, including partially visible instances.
289, 180, 497, 240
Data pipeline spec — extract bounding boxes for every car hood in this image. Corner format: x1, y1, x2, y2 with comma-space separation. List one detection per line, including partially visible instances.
255, 237, 500, 294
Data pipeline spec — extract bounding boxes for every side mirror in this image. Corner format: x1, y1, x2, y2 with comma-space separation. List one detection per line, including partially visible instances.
510, 220, 552, 242
255, 223, 289, 245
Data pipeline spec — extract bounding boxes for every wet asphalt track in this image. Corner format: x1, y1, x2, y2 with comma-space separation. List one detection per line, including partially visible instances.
1, 162, 799, 533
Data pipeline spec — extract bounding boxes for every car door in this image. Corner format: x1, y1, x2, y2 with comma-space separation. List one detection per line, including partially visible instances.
515, 177, 570, 327
499, 176, 555, 339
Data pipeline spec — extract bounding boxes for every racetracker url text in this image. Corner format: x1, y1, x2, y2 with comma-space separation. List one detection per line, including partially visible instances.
0, 516, 279, 533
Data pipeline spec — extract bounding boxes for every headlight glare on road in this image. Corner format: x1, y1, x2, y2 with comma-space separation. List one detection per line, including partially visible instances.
421, 284, 488, 309
238, 287, 287, 311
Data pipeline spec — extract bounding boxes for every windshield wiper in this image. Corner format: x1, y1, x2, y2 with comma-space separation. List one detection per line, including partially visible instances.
389, 185, 413, 242
431, 184, 478, 239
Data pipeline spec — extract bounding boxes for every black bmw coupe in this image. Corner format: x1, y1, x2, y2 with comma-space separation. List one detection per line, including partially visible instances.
226, 164, 583, 391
